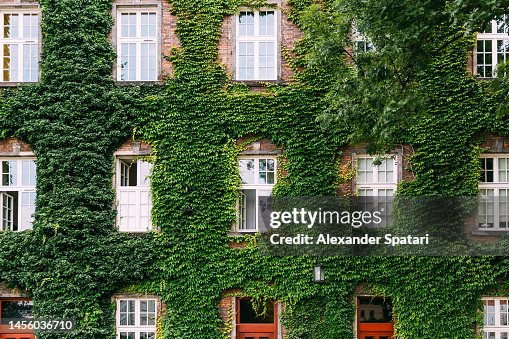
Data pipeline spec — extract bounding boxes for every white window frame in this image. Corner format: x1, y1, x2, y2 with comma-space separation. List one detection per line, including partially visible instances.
237, 156, 277, 232
352, 25, 373, 53
355, 155, 398, 227
0, 8, 40, 83
115, 156, 152, 232
482, 297, 509, 339
476, 16, 509, 78
116, 298, 157, 339
478, 154, 509, 230
0, 156, 36, 231
355, 155, 398, 195
115, 6, 160, 82
235, 8, 278, 81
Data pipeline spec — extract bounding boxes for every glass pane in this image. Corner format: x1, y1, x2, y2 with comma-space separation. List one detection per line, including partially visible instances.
4, 14, 19, 39
358, 297, 392, 323
239, 189, 256, 230
484, 299, 495, 326
1, 300, 33, 319
239, 11, 254, 36
141, 12, 156, 37
2, 161, 16, 186
502, 300, 508, 326
259, 11, 275, 36
239, 299, 274, 323
239, 159, 255, 184
140, 333, 155, 339
120, 13, 136, 37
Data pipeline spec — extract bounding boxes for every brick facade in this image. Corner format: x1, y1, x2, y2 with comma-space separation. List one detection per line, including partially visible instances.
0, 137, 33, 155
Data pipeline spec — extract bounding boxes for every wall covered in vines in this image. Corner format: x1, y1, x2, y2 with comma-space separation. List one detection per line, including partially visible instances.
0, 0, 506, 338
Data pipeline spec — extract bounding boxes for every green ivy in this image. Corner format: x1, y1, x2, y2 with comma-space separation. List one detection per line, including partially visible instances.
0, 0, 504, 338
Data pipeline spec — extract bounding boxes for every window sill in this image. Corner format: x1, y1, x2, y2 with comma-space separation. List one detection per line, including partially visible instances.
0, 82, 38, 87
472, 229, 509, 236
115, 81, 165, 86
229, 231, 258, 236
117, 230, 155, 235
230, 79, 285, 86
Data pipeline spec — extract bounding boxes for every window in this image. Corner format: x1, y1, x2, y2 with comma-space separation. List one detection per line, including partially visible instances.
0, 10, 39, 82
116, 8, 158, 81
116, 157, 152, 232
476, 16, 509, 77
356, 156, 398, 226
116, 298, 157, 339
238, 157, 276, 232
0, 158, 36, 231
236, 9, 278, 80
483, 298, 509, 339
478, 155, 509, 229
353, 26, 373, 53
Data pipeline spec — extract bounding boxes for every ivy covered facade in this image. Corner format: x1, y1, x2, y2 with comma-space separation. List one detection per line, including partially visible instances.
0, 0, 507, 338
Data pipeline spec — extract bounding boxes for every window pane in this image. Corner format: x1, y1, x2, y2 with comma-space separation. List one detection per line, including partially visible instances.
239, 11, 254, 36
239, 159, 255, 184
22, 14, 38, 39
141, 13, 156, 37
238, 42, 255, 80
501, 299, 508, 326
484, 299, 496, 326
2, 161, 16, 186
239, 189, 256, 230
120, 43, 137, 81
141, 42, 157, 81
259, 11, 275, 36
140, 333, 155, 339
481, 158, 494, 183
4, 14, 19, 39
357, 158, 373, 183
1, 300, 33, 319
120, 13, 136, 37
239, 299, 274, 323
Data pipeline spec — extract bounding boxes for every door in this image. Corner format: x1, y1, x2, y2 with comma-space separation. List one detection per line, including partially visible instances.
357, 297, 394, 339
0, 299, 35, 339
0, 335, 34, 339
239, 334, 274, 339
236, 298, 277, 339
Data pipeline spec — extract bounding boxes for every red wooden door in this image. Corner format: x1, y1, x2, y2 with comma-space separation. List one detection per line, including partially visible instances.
236, 298, 277, 339
357, 297, 394, 339
0, 299, 34, 339
0, 335, 35, 339
239, 333, 274, 339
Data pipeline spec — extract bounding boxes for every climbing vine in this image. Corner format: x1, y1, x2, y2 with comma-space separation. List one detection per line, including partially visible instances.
0, 0, 504, 338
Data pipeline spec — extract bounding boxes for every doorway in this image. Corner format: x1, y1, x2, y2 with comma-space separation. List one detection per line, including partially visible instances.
236, 298, 277, 339
357, 296, 394, 339
0, 299, 34, 339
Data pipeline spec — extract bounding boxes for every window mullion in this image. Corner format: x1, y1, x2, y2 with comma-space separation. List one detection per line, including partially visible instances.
254, 40, 259, 81
117, 12, 122, 81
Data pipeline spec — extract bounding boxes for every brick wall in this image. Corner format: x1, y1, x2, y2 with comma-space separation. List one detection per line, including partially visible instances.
0, 137, 32, 155
237, 135, 281, 155
115, 139, 152, 154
